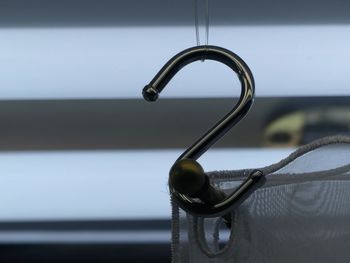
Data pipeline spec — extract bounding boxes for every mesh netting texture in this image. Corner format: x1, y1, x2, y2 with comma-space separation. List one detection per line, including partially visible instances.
171, 136, 350, 263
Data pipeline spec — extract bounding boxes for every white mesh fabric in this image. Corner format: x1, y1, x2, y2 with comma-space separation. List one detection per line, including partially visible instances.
171, 136, 350, 263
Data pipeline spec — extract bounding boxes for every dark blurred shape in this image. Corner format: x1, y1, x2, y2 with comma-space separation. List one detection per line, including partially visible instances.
0, 244, 170, 263
263, 107, 350, 147
0, 219, 171, 263
0, 97, 349, 151
1, 0, 350, 28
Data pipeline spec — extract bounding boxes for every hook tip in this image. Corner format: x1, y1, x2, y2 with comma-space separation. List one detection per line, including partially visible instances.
143, 85, 159, 102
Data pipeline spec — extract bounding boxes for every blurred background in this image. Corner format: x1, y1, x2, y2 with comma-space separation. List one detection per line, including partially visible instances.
0, 0, 350, 262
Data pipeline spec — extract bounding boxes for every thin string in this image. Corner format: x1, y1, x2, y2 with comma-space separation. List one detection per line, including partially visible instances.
205, 0, 209, 46
194, 0, 200, 46
194, 0, 210, 47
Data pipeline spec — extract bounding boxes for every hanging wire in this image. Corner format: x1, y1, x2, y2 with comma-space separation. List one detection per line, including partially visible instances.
194, 0, 200, 46
205, 0, 209, 46
194, 0, 210, 47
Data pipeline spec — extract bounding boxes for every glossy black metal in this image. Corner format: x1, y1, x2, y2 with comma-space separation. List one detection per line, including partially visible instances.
143, 45, 265, 218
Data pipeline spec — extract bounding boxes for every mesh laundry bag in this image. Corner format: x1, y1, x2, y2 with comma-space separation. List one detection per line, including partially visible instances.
171, 135, 350, 263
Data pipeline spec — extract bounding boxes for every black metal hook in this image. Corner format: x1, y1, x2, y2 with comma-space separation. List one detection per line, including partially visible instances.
143, 45, 265, 224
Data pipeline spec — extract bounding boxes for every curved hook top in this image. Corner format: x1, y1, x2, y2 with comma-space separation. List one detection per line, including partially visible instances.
143, 45, 254, 103
143, 45, 260, 217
